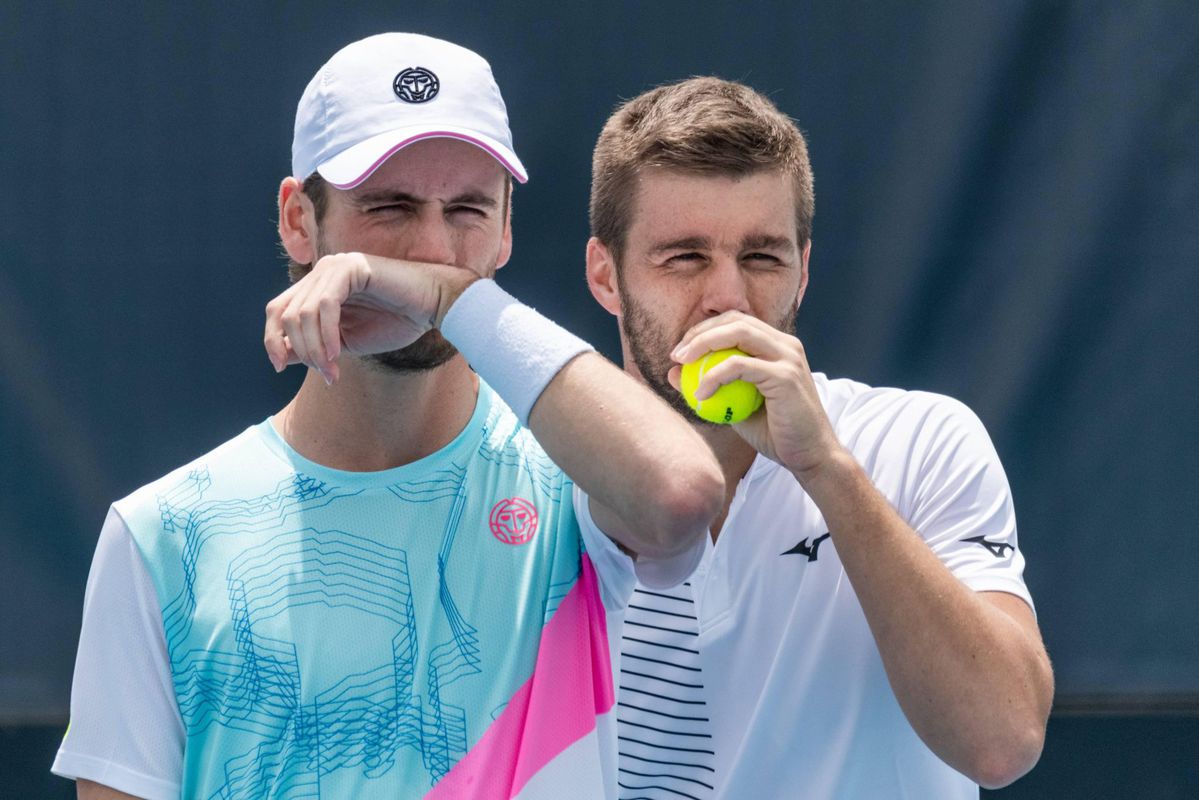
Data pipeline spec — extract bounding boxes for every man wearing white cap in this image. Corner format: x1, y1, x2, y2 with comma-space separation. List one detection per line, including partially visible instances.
52, 33, 721, 800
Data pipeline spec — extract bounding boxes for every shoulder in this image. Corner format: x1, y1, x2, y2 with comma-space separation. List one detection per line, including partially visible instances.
816, 373, 989, 444
814, 374, 1004, 494
476, 380, 567, 492
113, 423, 274, 532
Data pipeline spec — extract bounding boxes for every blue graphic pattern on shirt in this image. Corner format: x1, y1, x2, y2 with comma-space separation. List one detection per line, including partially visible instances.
119, 385, 583, 799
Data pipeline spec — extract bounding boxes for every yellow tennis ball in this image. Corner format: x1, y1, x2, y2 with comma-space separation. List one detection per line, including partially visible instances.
679, 348, 764, 424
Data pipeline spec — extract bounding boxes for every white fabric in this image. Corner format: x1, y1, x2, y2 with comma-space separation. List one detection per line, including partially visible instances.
578, 374, 1033, 799
615, 581, 716, 800
574, 488, 706, 591
52, 509, 184, 800
441, 279, 595, 425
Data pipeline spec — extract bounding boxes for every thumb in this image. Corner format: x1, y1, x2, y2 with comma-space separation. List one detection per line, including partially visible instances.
666, 365, 682, 391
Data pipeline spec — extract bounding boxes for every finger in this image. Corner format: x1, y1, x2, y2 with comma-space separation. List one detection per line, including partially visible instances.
263, 294, 291, 372
298, 263, 348, 381
281, 335, 302, 366
691, 352, 756, 400
318, 294, 343, 366
279, 284, 333, 383
670, 310, 749, 358
673, 318, 793, 365
666, 364, 682, 391
695, 352, 810, 405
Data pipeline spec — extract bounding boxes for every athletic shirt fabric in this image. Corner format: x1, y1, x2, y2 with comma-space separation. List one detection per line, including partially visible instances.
616, 582, 716, 800
53, 382, 621, 799
580, 374, 1034, 800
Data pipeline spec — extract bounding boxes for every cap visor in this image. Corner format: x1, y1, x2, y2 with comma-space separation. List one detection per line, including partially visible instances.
316, 126, 528, 188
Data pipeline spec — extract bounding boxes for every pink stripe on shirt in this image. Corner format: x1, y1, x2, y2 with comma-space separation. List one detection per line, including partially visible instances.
426, 555, 614, 799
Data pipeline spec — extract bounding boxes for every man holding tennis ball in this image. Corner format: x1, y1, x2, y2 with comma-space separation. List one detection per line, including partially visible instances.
582, 78, 1054, 798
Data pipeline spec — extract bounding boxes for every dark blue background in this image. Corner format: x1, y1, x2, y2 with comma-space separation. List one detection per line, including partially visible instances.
2, 1, 1196, 795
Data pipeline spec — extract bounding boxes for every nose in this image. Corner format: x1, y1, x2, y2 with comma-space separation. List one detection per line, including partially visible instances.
701, 256, 752, 317
404, 212, 457, 265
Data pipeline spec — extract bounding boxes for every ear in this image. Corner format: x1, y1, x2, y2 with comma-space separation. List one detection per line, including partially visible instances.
795, 239, 812, 308
278, 177, 319, 265
586, 237, 623, 317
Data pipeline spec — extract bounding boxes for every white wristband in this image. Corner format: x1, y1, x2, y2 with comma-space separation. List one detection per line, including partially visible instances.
440, 279, 595, 425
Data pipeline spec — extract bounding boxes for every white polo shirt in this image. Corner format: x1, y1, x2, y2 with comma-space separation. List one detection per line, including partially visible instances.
579, 374, 1033, 800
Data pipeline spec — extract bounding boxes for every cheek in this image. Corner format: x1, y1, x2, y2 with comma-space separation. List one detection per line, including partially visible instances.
752, 274, 801, 313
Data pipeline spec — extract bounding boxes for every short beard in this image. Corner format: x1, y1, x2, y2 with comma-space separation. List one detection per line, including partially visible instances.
363, 330, 458, 373
620, 290, 698, 421
616, 271, 797, 426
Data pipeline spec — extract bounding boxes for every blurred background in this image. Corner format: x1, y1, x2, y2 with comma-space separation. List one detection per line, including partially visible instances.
2, 1, 1196, 796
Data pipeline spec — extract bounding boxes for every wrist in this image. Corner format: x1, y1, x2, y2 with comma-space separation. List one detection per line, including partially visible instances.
439, 279, 595, 425
790, 444, 859, 492
432, 270, 480, 329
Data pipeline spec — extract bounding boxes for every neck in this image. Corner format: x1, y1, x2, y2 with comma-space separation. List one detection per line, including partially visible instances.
274, 355, 479, 472
700, 425, 758, 540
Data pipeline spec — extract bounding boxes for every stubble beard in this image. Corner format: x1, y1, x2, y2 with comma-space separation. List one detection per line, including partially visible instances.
617, 275, 798, 427
620, 289, 698, 421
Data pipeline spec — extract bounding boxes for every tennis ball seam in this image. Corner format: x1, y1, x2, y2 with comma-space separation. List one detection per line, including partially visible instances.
693, 351, 716, 416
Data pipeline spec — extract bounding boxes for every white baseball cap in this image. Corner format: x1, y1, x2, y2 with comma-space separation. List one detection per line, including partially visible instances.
292, 33, 528, 188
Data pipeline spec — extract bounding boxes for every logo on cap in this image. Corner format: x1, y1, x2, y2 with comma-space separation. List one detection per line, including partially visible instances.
393, 67, 440, 103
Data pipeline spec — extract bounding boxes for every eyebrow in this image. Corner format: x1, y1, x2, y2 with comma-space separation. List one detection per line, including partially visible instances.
649, 233, 795, 255
743, 233, 796, 252
649, 236, 713, 256
352, 189, 499, 209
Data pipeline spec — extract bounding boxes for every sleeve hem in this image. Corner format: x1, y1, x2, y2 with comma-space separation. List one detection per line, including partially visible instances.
960, 576, 1036, 618
52, 748, 180, 800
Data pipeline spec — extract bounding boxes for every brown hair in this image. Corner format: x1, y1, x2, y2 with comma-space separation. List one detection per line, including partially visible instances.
590, 77, 814, 262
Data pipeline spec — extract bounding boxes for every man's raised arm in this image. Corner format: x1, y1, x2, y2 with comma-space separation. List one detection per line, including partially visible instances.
264, 252, 723, 570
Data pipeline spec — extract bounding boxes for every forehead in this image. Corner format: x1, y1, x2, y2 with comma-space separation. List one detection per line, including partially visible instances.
626, 168, 798, 247
347, 137, 507, 199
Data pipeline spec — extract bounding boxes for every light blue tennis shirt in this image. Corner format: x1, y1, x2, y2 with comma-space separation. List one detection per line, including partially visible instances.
116, 382, 616, 798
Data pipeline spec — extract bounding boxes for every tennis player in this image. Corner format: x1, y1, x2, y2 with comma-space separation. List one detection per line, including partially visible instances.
580, 77, 1055, 798
52, 34, 722, 800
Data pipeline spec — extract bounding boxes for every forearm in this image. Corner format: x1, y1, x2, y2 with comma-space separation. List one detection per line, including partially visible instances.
78, 780, 142, 800
797, 449, 1053, 787
441, 279, 722, 557
528, 351, 722, 557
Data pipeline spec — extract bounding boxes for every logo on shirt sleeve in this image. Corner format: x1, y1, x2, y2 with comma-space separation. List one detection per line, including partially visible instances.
961, 535, 1014, 558
489, 498, 538, 545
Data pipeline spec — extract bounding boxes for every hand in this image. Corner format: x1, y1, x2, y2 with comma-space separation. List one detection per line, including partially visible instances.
263, 252, 475, 383
669, 310, 844, 476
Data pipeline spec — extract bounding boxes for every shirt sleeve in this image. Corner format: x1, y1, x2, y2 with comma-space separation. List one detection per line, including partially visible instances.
900, 395, 1035, 614
572, 486, 705, 602
51, 507, 184, 799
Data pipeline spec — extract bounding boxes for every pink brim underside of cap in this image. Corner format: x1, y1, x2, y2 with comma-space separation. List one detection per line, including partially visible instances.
326, 131, 529, 189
